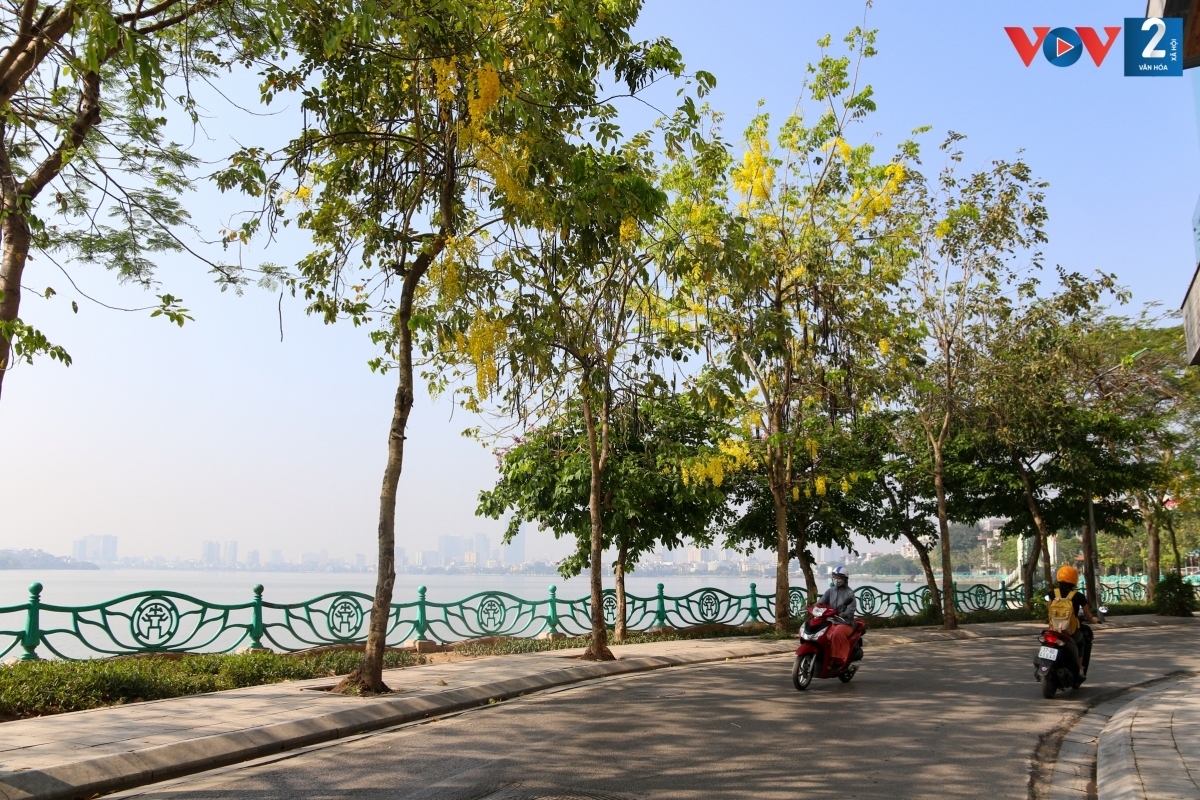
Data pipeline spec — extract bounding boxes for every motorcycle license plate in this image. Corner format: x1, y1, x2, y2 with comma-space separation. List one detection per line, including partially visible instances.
1038, 646, 1058, 661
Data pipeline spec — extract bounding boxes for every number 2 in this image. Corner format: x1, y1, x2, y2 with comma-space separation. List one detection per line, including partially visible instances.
1143, 18, 1167, 58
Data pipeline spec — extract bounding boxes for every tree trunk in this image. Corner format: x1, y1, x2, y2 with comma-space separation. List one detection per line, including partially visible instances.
614, 536, 627, 643
579, 389, 613, 660
1012, 454, 1054, 590
1081, 500, 1101, 608
334, 244, 439, 694
1020, 533, 1040, 609
931, 443, 957, 629
902, 530, 941, 612
796, 542, 817, 602
0, 209, 31, 400
1039, 533, 1054, 588
1144, 513, 1160, 600
1165, 517, 1183, 577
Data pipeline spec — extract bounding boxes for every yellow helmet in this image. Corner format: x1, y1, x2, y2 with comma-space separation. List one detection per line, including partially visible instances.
1056, 565, 1079, 585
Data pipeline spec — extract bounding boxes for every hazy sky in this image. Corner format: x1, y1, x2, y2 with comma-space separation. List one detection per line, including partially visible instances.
0, 1, 1196, 563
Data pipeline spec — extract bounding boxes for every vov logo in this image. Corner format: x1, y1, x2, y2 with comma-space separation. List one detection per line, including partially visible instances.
1005, 26, 1122, 67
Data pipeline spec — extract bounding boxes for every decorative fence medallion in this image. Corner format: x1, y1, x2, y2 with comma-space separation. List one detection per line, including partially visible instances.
477, 594, 507, 634
601, 593, 618, 624
327, 595, 364, 640
856, 586, 883, 616
131, 597, 179, 648
696, 589, 720, 622
789, 587, 805, 618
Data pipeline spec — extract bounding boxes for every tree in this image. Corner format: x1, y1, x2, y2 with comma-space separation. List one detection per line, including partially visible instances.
664, 29, 917, 629
1084, 319, 1200, 596
959, 270, 1127, 605
446, 138, 690, 658
898, 136, 1047, 628
478, 393, 728, 641
0, 0, 260, 399
217, 0, 686, 687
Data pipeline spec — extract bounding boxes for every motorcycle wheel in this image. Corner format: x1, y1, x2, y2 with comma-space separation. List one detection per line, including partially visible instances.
792, 653, 816, 691
838, 664, 857, 683
1041, 675, 1057, 699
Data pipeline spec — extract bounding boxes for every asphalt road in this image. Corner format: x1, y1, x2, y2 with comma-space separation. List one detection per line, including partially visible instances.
113, 625, 1200, 800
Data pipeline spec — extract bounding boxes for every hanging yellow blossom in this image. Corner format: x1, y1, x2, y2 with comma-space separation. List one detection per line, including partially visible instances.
468, 63, 501, 121
841, 478, 851, 494
792, 486, 800, 502
619, 217, 639, 244
878, 338, 891, 357
806, 438, 819, 460
431, 58, 459, 102
815, 476, 827, 496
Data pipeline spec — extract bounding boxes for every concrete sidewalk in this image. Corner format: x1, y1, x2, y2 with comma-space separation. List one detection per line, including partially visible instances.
0, 614, 1190, 800
1098, 675, 1200, 800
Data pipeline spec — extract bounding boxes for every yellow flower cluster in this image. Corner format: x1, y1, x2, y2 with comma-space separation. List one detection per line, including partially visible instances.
878, 338, 891, 356
468, 63, 501, 122
619, 217, 639, 244
457, 311, 506, 399
731, 135, 774, 205
431, 58, 459, 103
815, 475, 828, 496
681, 438, 754, 488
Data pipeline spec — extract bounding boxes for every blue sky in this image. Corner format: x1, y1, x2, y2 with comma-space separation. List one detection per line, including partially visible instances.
0, 0, 1194, 563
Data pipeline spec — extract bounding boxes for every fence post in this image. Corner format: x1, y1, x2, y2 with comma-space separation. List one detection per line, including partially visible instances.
746, 582, 759, 623
1000, 580, 1007, 610
894, 582, 903, 616
547, 585, 561, 634
249, 584, 265, 649
20, 582, 41, 661
952, 581, 959, 613
414, 585, 429, 641
649, 583, 668, 627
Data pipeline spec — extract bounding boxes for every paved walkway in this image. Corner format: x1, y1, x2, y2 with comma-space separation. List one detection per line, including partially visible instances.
0, 615, 1191, 800
1097, 675, 1200, 800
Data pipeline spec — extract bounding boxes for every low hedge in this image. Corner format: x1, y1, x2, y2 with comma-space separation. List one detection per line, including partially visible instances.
0, 649, 415, 720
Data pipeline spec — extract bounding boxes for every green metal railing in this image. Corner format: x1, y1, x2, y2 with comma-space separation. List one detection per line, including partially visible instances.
0, 577, 1174, 661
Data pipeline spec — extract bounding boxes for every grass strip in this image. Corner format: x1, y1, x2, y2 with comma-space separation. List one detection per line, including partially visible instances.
0, 650, 416, 720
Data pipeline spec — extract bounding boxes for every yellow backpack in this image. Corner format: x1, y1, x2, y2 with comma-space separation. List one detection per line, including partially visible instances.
1048, 588, 1079, 634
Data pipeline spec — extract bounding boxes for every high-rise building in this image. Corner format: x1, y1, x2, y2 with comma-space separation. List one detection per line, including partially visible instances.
246, 549, 260, 568
269, 549, 284, 565
72, 535, 118, 563
201, 541, 221, 565
418, 550, 441, 567
438, 535, 471, 565
474, 532, 490, 559
503, 529, 526, 566
355, 553, 367, 567
222, 541, 238, 568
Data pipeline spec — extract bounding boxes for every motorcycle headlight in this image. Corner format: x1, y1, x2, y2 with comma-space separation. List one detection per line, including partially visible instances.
800, 629, 817, 641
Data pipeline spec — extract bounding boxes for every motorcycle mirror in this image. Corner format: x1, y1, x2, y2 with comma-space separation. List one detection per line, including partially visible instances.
1098, 605, 1109, 615
1044, 595, 1052, 603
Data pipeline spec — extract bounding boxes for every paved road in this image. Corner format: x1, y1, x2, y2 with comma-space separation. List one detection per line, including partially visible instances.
111, 625, 1200, 800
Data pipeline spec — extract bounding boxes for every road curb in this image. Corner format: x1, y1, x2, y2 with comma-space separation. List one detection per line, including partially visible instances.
1095, 675, 1200, 800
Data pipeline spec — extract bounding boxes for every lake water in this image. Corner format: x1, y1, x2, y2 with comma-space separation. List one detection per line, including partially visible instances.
0, 569, 940, 607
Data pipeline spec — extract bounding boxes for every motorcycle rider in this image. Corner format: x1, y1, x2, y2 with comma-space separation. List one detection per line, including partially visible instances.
1051, 565, 1099, 675
817, 566, 857, 670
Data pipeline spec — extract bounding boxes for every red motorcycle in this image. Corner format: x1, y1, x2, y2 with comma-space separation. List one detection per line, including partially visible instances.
792, 603, 866, 690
